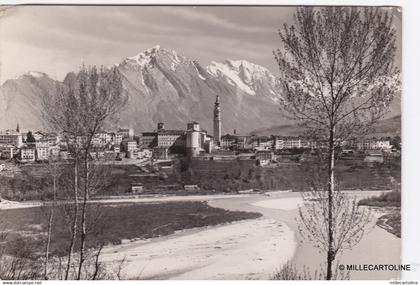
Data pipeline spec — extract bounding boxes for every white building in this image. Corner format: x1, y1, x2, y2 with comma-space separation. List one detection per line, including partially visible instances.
118, 128, 134, 139
375, 139, 391, 150
112, 133, 123, 146
36, 145, 50, 161
274, 136, 302, 150
113, 145, 120, 153
20, 145, 36, 162
92, 132, 112, 148
131, 184, 144, 193
255, 150, 274, 166
138, 148, 153, 160
255, 137, 274, 151
357, 138, 392, 151
126, 140, 138, 152
49, 146, 60, 158
184, 184, 200, 191
157, 130, 185, 148
186, 122, 201, 157
0, 130, 23, 147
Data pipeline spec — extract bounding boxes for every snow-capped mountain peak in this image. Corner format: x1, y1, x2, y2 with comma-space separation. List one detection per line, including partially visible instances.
125, 46, 161, 67
207, 60, 256, 95
0, 46, 289, 133
227, 59, 276, 82
22, 71, 48, 79
206, 59, 280, 100
123, 46, 187, 71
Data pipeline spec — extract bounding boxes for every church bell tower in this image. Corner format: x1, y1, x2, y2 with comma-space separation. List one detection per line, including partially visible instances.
213, 96, 221, 145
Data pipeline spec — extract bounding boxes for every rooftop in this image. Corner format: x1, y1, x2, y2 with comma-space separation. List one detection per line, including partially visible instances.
0, 130, 21, 135
21, 144, 36, 149
157, 129, 185, 136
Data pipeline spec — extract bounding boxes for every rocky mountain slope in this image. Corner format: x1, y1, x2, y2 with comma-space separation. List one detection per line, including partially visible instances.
0, 72, 60, 131
115, 46, 286, 133
0, 46, 400, 135
0, 46, 287, 134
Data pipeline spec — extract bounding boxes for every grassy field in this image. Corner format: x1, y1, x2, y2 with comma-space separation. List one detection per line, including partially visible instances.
182, 158, 400, 192
0, 158, 401, 201
0, 201, 261, 258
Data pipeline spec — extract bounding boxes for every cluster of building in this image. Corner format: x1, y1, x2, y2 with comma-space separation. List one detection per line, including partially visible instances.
0, 96, 398, 165
0, 122, 148, 162
219, 134, 394, 152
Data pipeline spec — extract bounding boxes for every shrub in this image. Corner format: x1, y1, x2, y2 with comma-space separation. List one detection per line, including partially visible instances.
272, 262, 349, 280
358, 190, 401, 207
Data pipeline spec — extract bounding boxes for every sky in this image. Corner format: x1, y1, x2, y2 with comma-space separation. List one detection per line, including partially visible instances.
0, 5, 401, 84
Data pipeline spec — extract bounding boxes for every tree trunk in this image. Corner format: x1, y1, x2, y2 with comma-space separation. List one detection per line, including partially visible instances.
65, 160, 79, 280
44, 163, 57, 279
326, 127, 335, 280
44, 206, 54, 279
77, 156, 89, 280
91, 245, 103, 280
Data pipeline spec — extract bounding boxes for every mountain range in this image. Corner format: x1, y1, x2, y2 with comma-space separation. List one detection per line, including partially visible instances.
0, 46, 400, 135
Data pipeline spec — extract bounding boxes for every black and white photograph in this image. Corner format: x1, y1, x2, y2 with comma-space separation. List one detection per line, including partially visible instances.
0, 2, 415, 282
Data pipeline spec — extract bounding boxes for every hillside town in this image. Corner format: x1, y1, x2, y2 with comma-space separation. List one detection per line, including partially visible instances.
0, 96, 400, 168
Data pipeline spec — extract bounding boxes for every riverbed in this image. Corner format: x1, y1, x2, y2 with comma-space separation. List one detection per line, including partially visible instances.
1, 191, 400, 279
98, 190, 399, 280
210, 191, 401, 280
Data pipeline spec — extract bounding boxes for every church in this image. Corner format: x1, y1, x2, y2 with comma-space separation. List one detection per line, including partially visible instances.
186, 95, 222, 157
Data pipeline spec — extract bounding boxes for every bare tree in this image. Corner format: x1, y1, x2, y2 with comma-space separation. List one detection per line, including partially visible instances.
43, 158, 60, 279
273, 260, 350, 280
0, 236, 42, 280
42, 65, 126, 279
91, 244, 105, 280
297, 180, 373, 275
274, 7, 400, 279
